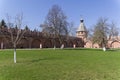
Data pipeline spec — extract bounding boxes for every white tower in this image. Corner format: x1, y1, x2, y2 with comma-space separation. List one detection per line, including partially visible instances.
76, 19, 87, 40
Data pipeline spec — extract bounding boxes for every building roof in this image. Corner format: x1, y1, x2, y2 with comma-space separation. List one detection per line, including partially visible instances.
77, 19, 87, 32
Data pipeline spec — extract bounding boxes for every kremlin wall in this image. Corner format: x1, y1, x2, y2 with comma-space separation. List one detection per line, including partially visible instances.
76, 19, 120, 49
0, 19, 120, 49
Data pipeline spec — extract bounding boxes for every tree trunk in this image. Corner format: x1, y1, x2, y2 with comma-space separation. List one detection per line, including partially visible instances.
14, 44, 16, 63
102, 38, 106, 51
53, 37, 56, 50
1, 42, 3, 49
54, 45, 56, 50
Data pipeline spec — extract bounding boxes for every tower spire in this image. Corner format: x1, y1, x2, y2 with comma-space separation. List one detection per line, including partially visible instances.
80, 15, 84, 22
76, 18, 87, 39
77, 18, 87, 32
80, 19, 84, 23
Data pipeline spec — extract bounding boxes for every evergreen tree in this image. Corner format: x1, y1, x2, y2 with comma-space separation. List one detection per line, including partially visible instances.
0, 19, 7, 28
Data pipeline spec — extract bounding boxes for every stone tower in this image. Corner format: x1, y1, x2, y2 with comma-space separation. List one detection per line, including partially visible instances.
76, 19, 87, 40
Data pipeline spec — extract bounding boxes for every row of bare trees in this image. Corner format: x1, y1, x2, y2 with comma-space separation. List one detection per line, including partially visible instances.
89, 18, 119, 50
40, 5, 120, 50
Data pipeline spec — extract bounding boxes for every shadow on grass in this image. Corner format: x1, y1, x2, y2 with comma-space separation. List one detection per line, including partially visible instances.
63, 48, 120, 52
108, 49, 120, 52
18, 57, 62, 63
31, 57, 59, 63
63, 48, 103, 51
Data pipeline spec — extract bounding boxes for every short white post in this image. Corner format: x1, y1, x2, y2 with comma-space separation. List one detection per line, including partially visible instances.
73, 44, 76, 48
1, 42, 3, 49
61, 44, 64, 49
40, 43, 42, 49
103, 47, 106, 51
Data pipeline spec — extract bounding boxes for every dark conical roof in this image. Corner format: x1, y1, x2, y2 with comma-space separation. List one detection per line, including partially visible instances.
77, 19, 87, 32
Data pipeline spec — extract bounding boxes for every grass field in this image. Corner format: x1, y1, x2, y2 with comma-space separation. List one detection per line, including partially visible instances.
0, 48, 120, 80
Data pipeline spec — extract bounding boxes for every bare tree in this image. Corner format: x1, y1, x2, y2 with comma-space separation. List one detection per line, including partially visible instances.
5, 14, 26, 63
67, 22, 76, 36
40, 5, 69, 49
108, 22, 119, 39
92, 18, 109, 49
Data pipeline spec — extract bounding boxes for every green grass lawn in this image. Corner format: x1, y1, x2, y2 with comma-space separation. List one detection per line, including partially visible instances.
0, 49, 120, 80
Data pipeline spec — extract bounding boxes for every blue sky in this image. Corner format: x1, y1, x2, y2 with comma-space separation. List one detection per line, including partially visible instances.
0, 0, 120, 31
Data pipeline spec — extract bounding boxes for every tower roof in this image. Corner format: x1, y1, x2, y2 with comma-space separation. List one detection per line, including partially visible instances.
77, 19, 87, 32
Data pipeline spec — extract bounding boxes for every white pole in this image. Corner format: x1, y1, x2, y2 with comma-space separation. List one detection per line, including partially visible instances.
103, 47, 106, 51
14, 48, 16, 63
61, 44, 64, 49
73, 44, 76, 48
1, 42, 3, 49
40, 43, 42, 49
